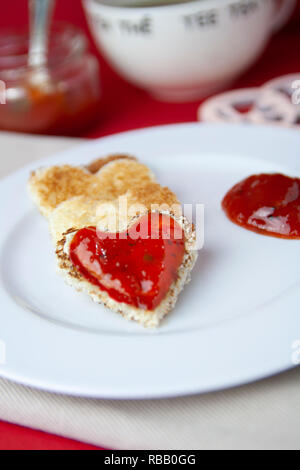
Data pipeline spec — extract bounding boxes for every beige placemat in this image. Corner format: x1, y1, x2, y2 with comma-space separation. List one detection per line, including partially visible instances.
0, 131, 299, 450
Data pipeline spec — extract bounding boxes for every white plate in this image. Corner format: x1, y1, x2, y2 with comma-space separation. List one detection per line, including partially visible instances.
0, 123, 299, 399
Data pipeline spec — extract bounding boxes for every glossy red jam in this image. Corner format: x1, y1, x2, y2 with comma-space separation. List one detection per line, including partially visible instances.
69, 214, 185, 311
222, 173, 300, 239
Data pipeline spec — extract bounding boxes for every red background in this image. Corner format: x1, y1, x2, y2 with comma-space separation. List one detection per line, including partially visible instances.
0, 0, 299, 450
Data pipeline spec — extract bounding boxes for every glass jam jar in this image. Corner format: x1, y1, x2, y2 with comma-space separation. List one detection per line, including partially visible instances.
0, 24, 101, 135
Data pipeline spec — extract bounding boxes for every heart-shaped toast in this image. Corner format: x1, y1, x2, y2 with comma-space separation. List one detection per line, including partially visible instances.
28, 156, 198, 328
69, 213, 185, 311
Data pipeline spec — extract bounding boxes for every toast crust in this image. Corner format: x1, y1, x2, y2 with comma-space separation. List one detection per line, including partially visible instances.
86, 154, 136, 174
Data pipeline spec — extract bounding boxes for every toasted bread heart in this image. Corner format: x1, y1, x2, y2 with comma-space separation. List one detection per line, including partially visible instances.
29, 155, 198, 328
28, 155, 155, 219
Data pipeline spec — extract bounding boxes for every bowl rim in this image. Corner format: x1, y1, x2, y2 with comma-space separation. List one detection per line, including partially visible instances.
83, 0, 267, 14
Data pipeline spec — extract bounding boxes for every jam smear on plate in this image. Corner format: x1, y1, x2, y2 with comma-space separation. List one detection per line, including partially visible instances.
222, 173, 300, 239
69, 213, 185, 311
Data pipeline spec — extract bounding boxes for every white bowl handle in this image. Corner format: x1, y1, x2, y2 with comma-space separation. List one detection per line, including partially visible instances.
271, 0, 297, 32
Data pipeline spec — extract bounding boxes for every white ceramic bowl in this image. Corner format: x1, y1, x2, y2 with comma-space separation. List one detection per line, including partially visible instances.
83, 0, 296, 102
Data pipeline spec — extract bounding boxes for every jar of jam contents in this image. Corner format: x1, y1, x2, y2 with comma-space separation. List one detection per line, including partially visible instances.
0, 24, 101, 135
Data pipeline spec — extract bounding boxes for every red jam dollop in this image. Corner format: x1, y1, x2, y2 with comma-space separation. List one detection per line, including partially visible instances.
69, 214, 185, 311
222, 173, 300, 239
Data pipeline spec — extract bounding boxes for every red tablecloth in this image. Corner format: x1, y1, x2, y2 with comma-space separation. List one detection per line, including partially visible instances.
0, 0, 300, 451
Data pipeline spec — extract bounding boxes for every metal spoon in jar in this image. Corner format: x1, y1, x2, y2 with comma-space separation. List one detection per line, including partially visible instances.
28, 0, 55, 86
5, 0, 55, 110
